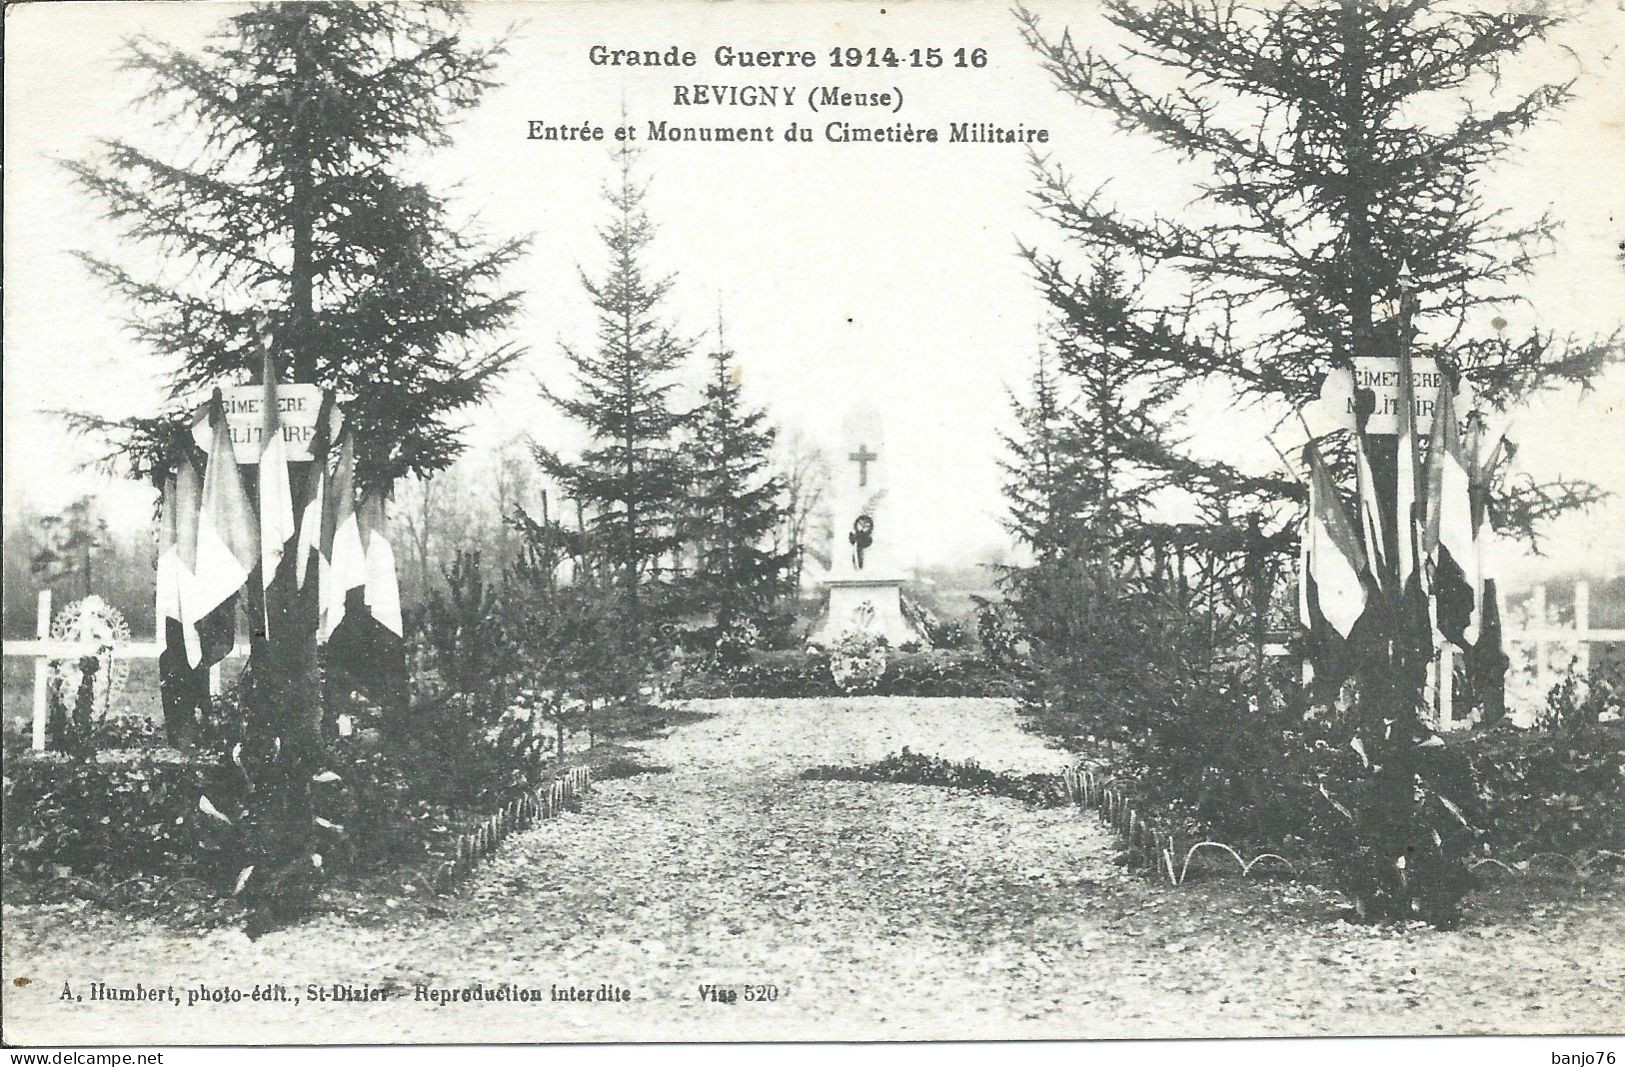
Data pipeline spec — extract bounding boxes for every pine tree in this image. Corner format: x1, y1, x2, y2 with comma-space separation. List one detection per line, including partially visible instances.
1016, 0, 1619, 922
1000, 343, 1078, 562
68, 1, 524, 931
70, 2, 524, 489
30, 497, 109, 601
69, 0, 523, 734
535, 145, 692, 677
685, 330, 792, 632
1017, 0, 1614, 550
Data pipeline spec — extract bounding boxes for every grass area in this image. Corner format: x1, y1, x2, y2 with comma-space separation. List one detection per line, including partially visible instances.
2, 657, 247, 733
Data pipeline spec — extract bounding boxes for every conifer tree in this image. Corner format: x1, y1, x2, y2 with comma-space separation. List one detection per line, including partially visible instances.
68, 1, 523, 931
1017, 0, 1614, 549
1017, 0, 1619, 922
1001, 343, 1078, 563
685, 330, 792, 631
71, 2, 524, 490
1053, 261, 1197, 558
535, 145, 692, 676
70, 0, 523, 735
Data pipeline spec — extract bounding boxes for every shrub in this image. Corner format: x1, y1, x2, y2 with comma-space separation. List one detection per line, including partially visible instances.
94, 713, 169, 753
1004, 554, 1487, 923
930, 620, 971, 651
1464, 719, 1625, 857
1, 733, 532, 896
972, 595, 1020, 667
46, 654, 106, 760
3, 754, 244, 885
669, 647, 1019, 699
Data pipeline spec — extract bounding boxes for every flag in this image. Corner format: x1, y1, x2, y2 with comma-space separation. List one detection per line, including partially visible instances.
187, 390, 257, 668
157, 458, 210, 739
294, 394, 337, 591
1353, 424, 1387, 592
1384, 331, 1440, 665
1301, 440, 1369, 639
1394, 340, 1425, 594
319, 433, 365, 643
156, 468, 188, 654
1466, 424, 1510, 642
1464, 421, 1511, 720
1424, 372, 1477, 646
171, 452, 205, 667
359, 490, 403, 638
324, 486, 408, 717
258, 349, 296, 601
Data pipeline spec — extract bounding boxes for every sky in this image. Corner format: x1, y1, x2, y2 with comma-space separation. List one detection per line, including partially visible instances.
4, 0, 1623, 587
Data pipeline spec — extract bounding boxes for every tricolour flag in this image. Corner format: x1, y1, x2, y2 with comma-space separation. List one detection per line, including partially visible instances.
319, 433, 365, 643
1424, 372, 1477, 646
1301, 440, 1369, 640
258, 349, 296, 600
186, 390, 257, 668
1464, 420, 1511, 718
157, 458, 210, 737
1394, 342, 1424, 594
359, 490, 403, 638
156, 467, 189, 657
294, 394, 337, 592
1353, 423, 1387, 593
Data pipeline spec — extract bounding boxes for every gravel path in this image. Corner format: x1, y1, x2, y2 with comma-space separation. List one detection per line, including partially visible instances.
4, 697, 1621, 1043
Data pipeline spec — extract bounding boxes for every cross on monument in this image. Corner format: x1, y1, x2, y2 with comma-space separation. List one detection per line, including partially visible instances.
848, 444, 878, 488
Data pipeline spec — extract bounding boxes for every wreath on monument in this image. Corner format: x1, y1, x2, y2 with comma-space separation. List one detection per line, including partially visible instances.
848, 513, 875, 570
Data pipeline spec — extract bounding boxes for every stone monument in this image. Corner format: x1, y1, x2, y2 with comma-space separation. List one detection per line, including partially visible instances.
813, 404, 928, 646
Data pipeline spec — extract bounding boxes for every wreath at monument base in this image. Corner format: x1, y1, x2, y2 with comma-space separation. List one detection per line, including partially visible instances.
830, 628, 889, 693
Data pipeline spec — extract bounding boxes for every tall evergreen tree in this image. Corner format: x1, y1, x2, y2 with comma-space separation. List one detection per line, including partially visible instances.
30, 497, 110, 601
1001, 342, 1078, 562
70, 2, 524, 490
1017, 0, 1619, 922
1052, 260, 1193, 559
68, 1, 524, 931
685, 329, 792, 630
1017, 0, 1614, 549
535, 145, 692, 671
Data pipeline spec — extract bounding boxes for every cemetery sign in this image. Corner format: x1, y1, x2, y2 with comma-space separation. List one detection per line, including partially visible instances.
1311, 357, 1459, 435
190, 383, 333, 462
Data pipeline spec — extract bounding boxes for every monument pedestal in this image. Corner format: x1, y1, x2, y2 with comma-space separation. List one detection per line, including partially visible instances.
814, 573, 925, 647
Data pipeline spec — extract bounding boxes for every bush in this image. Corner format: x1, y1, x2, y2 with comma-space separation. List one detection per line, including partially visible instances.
1004, 556, 1486, 923
714, 619, 762, 668
972, 595, 1020, 666
669, 647, 1019, 699
1464, 719, 1625, 857
930, 620, 971, 651
3, 754, 244, 885
0, 730, 538, 897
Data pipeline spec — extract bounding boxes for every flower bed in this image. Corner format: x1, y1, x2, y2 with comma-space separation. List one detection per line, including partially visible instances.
801, 749, 1067, 807
1031, 709, 1625, 893
1, 734, 592, 914
2, 752, 242, 886
670, 647, 1021, 699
